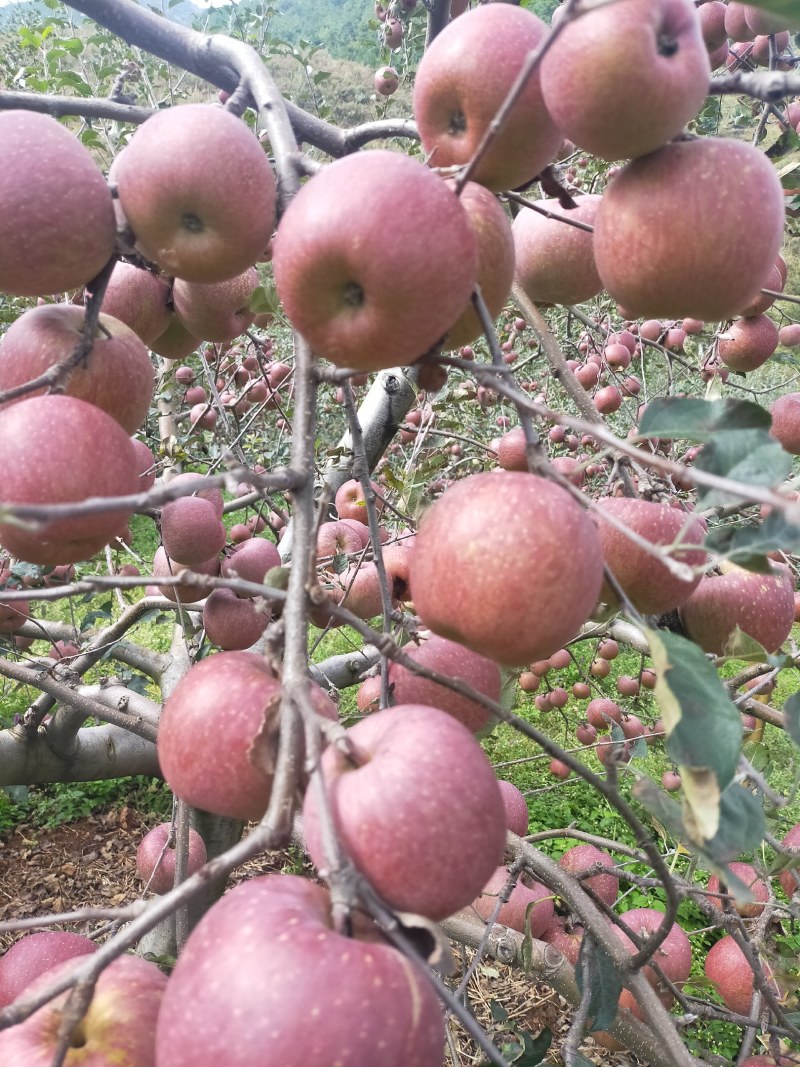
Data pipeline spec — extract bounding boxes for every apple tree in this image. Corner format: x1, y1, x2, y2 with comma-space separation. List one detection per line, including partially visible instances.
0, 0, 799, 1064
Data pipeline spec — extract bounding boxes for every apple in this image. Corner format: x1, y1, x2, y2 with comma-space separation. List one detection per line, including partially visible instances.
153, 875, 445, 1067
540, 0, 710, 162
334, 478, 384, 524
0, 932, 96, 1009
679, 562, 795, 655
373, 66, 399, 95
471, 866, 554, 937
172, 267, 259, 343
202, 588, 270, 650
778, 823, 800, 899
220, 537, 281, 585
408, 471, 604, 667
593, 497, 707, 615
412, 4, 563, 191
0, 304, 154, 435
113, 104, 276, 283
316, 520, 363, 558
498, 779, 529, 836
698, 1, 728, 50
0, 396, 140, 565
0, 111, 116, 297
131, 439, 157, 490
150, 314, 201, 361
0, 953, 166, 1064
541, 915, 584, 965
152, 546, 221, 605
158, 651, 336, 821
705, 935, 777, 1016
273, 150, 478, 372
612, 907, 692, 993
662, 770, 682, 792
98, 261, 172, 344
166, 473, 224, 517
0, 595, 29, 632
707, 861, 768, 918
446, 181, 515, 349
302, 703, 506, 921
718, 315, 779, 372
161, 496, 226, 566
593, 138, 785, 322
744, 4, 792, 34
559, 844, 618, 907
136, 821, 208, 894
586, 698, 623, 731
383, 17, 403, 48
386, 633, 501, 733
513, 194, 603, 307
726, 1, 754, 40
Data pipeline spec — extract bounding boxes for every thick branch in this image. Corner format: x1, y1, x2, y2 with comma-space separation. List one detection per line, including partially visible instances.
0, 721, 157, 786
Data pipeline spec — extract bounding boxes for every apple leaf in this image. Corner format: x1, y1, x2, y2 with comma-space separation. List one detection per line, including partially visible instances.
692, 430, 792, 507
704, 511, 800, 571
648, 629, 742, 842
720, 628, 771, 663
575, 936, 622, 1034
687, 783, 765, 865
248, 283, 278, 315
632, 776, 687, 839
783, 692, 800, 751
637, 397, 770, 442
742, 0, 800, 28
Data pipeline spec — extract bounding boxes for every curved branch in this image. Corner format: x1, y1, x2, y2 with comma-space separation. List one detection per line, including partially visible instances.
710, 70, 800, 102
0, 89, 152, 124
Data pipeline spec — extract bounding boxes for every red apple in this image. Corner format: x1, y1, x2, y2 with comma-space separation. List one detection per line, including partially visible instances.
0, 954, 166, 1064
153, 875, 445, 1067
302, 703, 506, 921
718, 315, 779, 372
113, 104, 276, 283
472, 866, 554, 937
273, 150, 478, 372
498, 779, 529, 836
136, 821, 208, 895
220, 537, 282, 585
513, 194, 603, 307
705, 935, 777, 1016
202, 588, 270, 650
0, 932, 96, 1009
161, 496, 226, 566
0, 304, 154, 435
593, 497, 707, 615
412, 4, 562, 192
172, 267, 259, 343
373, 65, 399, 95
540, 0, 711, 162
0, 110, 116, 296
386, 633, 501, 733
98, 260, 172, 344
409, 471, 604, 666
707, 861, 768, 918
559, 844, 618, 907
593, 138, 785, 321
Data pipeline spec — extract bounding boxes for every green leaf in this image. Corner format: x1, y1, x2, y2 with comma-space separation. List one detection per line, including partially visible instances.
248, 283, 278, 315
704, 510, 800, 570
648, 629, 742, 845
576, 937, 622, 1033
720, 627, 770, 663
698, 783, 765, 865
489, 999, 508, 1024
742, 0, 800, 28
637, 397, 770, 442
693, 429, 792, 507
632, 777, 687, 838
784, 692, 800, 750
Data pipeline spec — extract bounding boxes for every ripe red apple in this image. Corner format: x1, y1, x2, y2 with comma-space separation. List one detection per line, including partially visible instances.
0, 396, 140, 565
698, 1, 728, 49
316, 520, 363, 559
778, 823, 800, 899
0, 110, 116, 296
726, 1, 754, 39
705, 935, 777, 1016
593, 497, 707, 615
153, 546, 221, 604
373, 65, 399, 95
302, 703, 506, 921
769, 392, 800, 454
593, 138, 785, 321
472, 866, 554, 937
662, 770, 682, 791
412, 4, 562, 191
559, 844, 618, 907
113, 104, 276, 283
334, 478, 384, 524
386, 633, 501, 734
153, 875, 445, 1067
0, 304, 154, 435
161, 496, 226, 566
273, 150, 478, 372
0, 595, 29, 632
446, 181, 515, 349
612, 907, 692, 992
541, 915, 584, 965
172, 267, 259, 343
202, 588, 270, 650
718, 315, 779, 372
167, 473, 224, 517
136, 821, 208, 895
0, 953, 166, 1064
498, 779, 529, 836
707, 861, 768, 918
159, 651, 336, 822
540, 0, 710, 162
513, 194, 603, 307
587, 698, 623, 731
409, 471, 604, 667
779, 323, 800, 348
0, 932, 96, 1009
151, 314, 201, 360
220, 537, 281, 585
679, 562, 795, 655
98, 260, 172, 344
